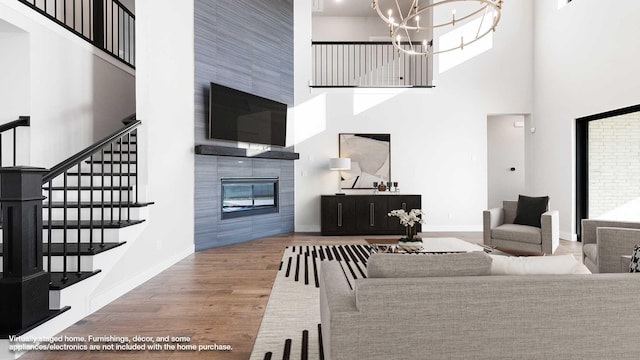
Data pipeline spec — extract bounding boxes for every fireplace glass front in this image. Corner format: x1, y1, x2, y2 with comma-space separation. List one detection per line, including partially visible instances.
221, 177, 278, 219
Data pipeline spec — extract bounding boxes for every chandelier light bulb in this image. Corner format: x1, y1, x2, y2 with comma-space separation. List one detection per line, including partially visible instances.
372, 0, 503, 57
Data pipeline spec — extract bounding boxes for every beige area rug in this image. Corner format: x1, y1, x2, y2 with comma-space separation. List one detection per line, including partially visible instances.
250, 242, 502, 360
249, 244, 369, 360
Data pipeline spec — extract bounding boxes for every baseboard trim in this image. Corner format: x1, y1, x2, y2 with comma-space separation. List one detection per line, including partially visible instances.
561, 231, 577, 241
88, 245, 194, 313
422, 225, 483, 232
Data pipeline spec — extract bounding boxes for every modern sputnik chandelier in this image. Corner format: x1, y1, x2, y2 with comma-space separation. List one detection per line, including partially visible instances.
371, 0, 503, 56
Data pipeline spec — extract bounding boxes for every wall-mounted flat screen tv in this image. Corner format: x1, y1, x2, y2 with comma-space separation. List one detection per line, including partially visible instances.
208, 82, 287, 147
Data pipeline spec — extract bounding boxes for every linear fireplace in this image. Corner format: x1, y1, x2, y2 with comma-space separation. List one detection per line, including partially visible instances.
221, 177, 279, 219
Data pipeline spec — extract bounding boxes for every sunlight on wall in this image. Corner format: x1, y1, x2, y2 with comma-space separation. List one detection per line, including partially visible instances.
557, 0, 570, 9
438, 15, 494, 74
353, 87, 408, 116
595, 197, 640, 221
290, 93, 327, 146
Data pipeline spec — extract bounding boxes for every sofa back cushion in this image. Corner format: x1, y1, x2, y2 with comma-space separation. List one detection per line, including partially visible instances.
488, 254, 578, 275
367, 252, 492, 278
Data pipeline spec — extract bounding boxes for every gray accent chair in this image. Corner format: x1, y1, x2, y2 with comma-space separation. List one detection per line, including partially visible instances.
581, 219, 640, 273
483, 200, 559, 254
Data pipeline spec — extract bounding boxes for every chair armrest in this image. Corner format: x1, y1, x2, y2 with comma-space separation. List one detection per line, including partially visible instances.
483, 208, 504, 245
582, 219, 640, 245
597, 227, 640, 273
541, 210, 559, 254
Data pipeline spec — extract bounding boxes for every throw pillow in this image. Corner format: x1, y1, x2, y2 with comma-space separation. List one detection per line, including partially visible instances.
629, 244, 640, 273
367, 252, 492, 278
513, 195, 549, 228
488, 254, 577, 275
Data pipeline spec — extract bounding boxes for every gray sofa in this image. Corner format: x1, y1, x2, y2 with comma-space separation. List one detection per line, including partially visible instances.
582, 219, 640, 273
320, 252, 640, 360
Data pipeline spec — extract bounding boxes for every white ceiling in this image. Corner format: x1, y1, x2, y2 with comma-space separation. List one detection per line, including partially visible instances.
313, 0, 377, 17
314, 0, 424, 18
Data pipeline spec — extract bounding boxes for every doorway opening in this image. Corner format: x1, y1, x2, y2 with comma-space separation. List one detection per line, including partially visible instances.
487, 115, 526, 209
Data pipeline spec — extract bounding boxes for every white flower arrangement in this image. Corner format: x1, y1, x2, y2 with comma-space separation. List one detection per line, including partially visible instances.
388, 209, 425, 242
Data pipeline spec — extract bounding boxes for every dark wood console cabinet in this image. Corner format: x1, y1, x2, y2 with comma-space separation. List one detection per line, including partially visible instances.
320, 195, 422, 236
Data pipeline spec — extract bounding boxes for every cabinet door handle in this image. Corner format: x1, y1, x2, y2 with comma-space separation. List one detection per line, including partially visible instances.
337, 203, 343, 227
402, 202, 407, 210
370, 203, 375, 226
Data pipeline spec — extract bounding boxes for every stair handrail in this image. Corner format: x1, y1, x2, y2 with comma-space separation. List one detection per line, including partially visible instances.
0, 116, 31, 167
43, 119, 140, 183
0, 116, 30, 133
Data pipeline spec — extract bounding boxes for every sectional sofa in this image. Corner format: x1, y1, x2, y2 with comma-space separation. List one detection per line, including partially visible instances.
319, 252, 640, 360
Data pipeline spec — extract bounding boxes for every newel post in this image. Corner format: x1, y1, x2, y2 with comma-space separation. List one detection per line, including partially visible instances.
0, 166, 49, 335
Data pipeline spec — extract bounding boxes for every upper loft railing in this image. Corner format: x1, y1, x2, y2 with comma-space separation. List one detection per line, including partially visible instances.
17, 0, 135, 68
311, 41, 432, 88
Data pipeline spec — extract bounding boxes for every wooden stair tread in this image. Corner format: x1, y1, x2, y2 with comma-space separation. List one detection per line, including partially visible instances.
84, 159, 137, 163
66, 172, 138, 176
0, 307, 71, 338
49, 271, 102, 290
0, 242, 126, 256
43, 219, 145, 228
42, 185, 133, 191
43, 201, 154, 208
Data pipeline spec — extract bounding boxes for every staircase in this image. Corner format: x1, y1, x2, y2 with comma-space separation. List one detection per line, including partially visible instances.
0, 117, 153, 345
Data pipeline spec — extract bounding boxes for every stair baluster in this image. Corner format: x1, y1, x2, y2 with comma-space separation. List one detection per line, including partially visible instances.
63, 171, 68, 282
89, 154, 95, 251
127, 133, 131, 221
110, 142, 115, 225
118, 136, 123, 223
76, 164, 81, 275
134, 129, 139, 204
47, 183, 53, 283
101, 147, 106, 246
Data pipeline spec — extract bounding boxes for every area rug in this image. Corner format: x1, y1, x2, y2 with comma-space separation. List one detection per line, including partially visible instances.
250, 244, 371, 360
250, 243, 501, 360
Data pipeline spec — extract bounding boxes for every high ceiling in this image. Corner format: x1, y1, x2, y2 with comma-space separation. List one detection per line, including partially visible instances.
313, 0, 425, 18
313, 0, 377, 17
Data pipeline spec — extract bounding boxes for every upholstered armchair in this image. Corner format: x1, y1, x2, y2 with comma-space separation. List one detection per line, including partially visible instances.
483, 199, 559, 255
581, 219, 640, 273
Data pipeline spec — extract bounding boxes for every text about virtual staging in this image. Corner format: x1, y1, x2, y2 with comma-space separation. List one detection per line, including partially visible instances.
8, 335, 232, 353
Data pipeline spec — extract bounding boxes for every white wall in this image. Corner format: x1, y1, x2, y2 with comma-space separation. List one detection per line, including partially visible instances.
532, 0, 640, 239
487, 115, 525, 209
312, 16, 388, 41
0, 0, 135, 168
89, 0, 195, 298
294, 0, 534, 232
0, 20, 30, 166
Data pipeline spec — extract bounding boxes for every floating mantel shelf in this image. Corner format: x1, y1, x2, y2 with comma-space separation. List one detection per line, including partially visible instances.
195, 145, 300, 160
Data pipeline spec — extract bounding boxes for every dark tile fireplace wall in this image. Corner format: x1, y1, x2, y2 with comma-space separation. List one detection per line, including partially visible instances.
195, 156, 294, 250
193, 0, 294, 250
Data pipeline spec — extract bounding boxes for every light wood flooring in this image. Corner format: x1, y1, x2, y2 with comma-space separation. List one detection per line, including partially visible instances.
20, 232, 583, 360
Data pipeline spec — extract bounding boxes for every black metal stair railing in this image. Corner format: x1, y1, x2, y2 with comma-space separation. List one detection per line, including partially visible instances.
311, 41, 432, 88
41, 117, 141, 286
0, 116, 31, 226
17, 0, 135, 67
0, 116, 30, 167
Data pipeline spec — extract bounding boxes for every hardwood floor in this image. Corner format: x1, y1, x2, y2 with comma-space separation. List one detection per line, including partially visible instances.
20, 232, 582, 360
